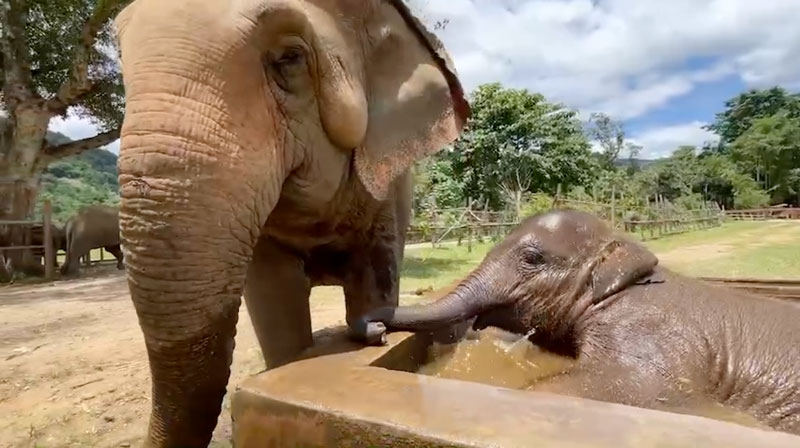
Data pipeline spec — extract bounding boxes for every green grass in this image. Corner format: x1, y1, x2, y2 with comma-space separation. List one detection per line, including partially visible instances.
400, 242, 494, 293
681, 244, 800, 279
635, 221, 766, 253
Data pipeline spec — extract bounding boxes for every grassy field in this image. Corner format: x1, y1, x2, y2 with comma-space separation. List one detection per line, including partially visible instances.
399, 220, 800, 293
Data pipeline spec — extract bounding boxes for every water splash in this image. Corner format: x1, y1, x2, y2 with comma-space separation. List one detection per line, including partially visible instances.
502, 328, 537, 354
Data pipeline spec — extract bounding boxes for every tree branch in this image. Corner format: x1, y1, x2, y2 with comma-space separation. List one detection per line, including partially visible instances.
0, 0, 36, 108
38, 127, 120, 167
45, 0, 127, 114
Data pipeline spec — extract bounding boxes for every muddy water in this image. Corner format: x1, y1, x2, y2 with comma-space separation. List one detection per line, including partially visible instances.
417, 327, 576, 389
417, 327, 768, 430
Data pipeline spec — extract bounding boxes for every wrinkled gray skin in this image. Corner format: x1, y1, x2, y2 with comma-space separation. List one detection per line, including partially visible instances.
60, 205, 124, 276
361, 210, 800, 435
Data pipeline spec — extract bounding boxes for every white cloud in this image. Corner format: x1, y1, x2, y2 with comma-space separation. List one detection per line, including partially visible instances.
629, 121, 719, 159
48, 114, 120, 155
409, 0, 800, 120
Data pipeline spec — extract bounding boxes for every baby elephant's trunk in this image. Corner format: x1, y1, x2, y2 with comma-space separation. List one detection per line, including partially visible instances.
356, 273, 490, 344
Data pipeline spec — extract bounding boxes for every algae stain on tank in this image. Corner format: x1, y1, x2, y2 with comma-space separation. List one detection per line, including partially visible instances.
417, 327, 576, 390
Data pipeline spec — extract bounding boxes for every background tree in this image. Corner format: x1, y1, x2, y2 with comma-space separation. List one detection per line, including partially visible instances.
585, 112, 625, 170
787, 168, 800, 205
731, 111, 800, 204
584, 112, 642, 171
0, 0, 127, 226
706, 87, 800, 147
445, 83, 596, 210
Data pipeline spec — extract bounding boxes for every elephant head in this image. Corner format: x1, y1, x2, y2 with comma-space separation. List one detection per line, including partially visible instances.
114, 0, 469, 446
359, 210, 658, 356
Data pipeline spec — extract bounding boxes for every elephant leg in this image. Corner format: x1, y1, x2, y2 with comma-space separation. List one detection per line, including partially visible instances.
105, 245, 124, 269
244, 236, 313, 370
61, 243, 85, 277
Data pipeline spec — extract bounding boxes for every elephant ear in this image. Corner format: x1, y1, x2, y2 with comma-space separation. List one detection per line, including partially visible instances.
356, 0, 470, 200
591, 238, 658, 304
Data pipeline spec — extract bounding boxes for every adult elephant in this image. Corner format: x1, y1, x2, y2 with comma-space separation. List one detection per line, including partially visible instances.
113, 0, 469, 446
360, 210, 800, 435
60, 205, 124, 276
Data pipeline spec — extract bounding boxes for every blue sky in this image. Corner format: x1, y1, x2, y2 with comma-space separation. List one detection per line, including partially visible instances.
50, 0, 800, 159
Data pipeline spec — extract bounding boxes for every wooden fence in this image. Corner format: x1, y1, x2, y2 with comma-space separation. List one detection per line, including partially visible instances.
724, 207, 800, 221
0, 200, 56, 280
409, 190, 725, 248
700, 277, 800, 301
407, 200, 518, 249
553, 183, 724, 241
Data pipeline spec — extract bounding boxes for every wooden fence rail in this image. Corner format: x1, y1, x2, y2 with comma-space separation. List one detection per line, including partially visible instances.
0, 200, 56, 280
408, 190, 725, 247
700, 277, 800, 301
553, 193, 723, 241
724, 207, 800, 221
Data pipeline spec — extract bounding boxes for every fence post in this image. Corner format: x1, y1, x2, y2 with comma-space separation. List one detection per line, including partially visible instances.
430, 205, 438, 248
610, 184, 616, 229
467, 222, 474, 253
43, 200, 54, 280
552, 183, 562, 209
467, 199, 473, 252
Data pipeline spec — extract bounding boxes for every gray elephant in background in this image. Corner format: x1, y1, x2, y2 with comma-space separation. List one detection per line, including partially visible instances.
60, 205, 124, 276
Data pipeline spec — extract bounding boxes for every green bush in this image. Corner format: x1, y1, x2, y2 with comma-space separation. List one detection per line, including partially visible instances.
674, 193, 705, 210
734, 188, 770, 209
520, 192, 553, 217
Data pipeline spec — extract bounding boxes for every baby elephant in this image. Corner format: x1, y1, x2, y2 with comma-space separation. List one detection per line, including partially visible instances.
358, 210, 800, 435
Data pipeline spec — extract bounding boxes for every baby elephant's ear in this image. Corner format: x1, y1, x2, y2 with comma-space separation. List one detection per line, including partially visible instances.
591, 238, 658, 304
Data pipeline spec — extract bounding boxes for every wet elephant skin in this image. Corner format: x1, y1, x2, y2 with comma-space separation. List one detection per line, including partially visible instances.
362, 209, 800, 435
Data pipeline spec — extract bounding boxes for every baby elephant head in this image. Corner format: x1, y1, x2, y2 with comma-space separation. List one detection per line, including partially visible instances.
357, 210, 658, 354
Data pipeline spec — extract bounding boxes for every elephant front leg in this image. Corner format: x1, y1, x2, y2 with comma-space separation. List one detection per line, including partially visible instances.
244, 236, 313, 370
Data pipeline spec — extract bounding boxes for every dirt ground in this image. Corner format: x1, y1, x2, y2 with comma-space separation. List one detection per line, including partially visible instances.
0, 266, 354, 448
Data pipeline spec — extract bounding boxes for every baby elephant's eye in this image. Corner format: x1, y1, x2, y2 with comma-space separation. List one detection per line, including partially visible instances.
523, 249, 544, 265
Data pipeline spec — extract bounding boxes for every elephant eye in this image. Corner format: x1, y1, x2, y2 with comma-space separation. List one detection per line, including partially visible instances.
522, 247, 544, 266
266, 46, 308, 93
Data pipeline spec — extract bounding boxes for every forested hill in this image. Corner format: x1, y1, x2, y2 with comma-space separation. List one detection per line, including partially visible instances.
36, 131, 120, 224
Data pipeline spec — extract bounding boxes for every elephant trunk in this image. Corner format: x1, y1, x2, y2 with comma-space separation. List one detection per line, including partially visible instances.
116, 20, 287, 447
374, 272, 491, 333
119, 133, 282, 448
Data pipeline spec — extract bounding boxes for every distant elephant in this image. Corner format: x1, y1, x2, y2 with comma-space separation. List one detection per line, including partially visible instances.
113, 0, 469, 446
31, 223, 67, 270
60, 205, 124, 276
360, 210, 800, 435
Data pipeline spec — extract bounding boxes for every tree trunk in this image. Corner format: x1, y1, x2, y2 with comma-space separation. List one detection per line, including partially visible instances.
0, 106, 50, 280
0, 177, 40, 277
